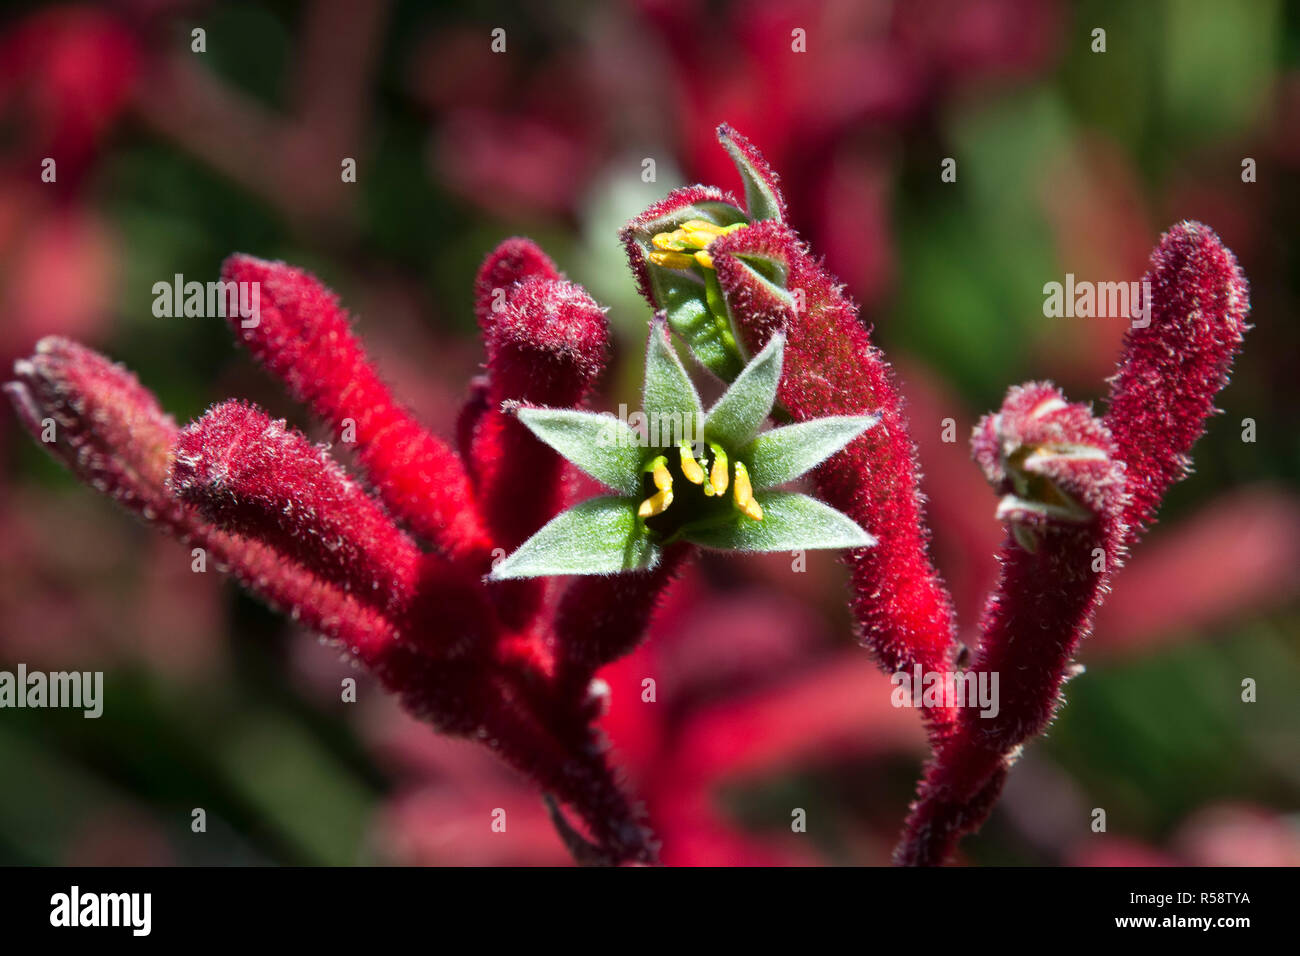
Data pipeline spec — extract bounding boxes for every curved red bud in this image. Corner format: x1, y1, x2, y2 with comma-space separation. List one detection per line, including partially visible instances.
1104, 221, 1250, 546
713, 220, 959, 732
171, 401, 421, 617
897, 383, 1126, 866
6, 339, 401, 661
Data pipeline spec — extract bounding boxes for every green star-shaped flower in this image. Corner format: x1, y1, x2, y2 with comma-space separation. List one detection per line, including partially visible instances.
489, 315, 877, 579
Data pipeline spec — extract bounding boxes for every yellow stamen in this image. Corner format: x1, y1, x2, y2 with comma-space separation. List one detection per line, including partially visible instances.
679, 443, 705, 484
648, 250, 696, 270
638, 488, 673, 518
649, 222, 748, 271
649, 458, 672, 492
733, 461, 762, 521
652, 230, 689, 252
680, 228, 722, 248
708, 443, 729, 496
638, 455, 674, 519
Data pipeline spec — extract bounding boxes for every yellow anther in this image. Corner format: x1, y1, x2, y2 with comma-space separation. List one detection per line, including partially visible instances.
708, 443, 729, 496
648, 250, 696, 270
638, 456, 674, 519
652, 230, 690, 252
638, 488, 673, 519
650, 222, 747, 271
679, 443, 706, 484
732, 461, 762, 521
643, 454, 673, 492
679, 229, 718, 248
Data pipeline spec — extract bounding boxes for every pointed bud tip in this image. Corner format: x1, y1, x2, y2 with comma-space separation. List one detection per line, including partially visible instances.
715, 123, 787, 222
3, 381, 40, 433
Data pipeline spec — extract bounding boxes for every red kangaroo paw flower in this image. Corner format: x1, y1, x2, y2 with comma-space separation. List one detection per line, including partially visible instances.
219, 254, 490, 562
1103, 221, 1251, 547
710, 221, 959, 733
7, 114, 1257, 871
170, 401, 421, 618
472, 236, 561, 329
5, 338, 399, 660
895, 383, 1127, 866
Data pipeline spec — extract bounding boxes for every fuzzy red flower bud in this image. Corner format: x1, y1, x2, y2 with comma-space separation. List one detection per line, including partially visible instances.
1103, 221, 1250, 547
482, 277, 610, 410
470, 275, 610, 626
896, 383, 1126, 866
219, 254, 490, 562
710, 220, 959, 733
472, 236, 561, 329
6, 339, 400, 661
7, 336, 192, 534
170, 401, 421, 617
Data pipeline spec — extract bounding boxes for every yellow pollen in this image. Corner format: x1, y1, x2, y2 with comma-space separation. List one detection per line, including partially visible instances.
679, 443, 706, 484
648, 250, 696, 270
733, 461, 762, 521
